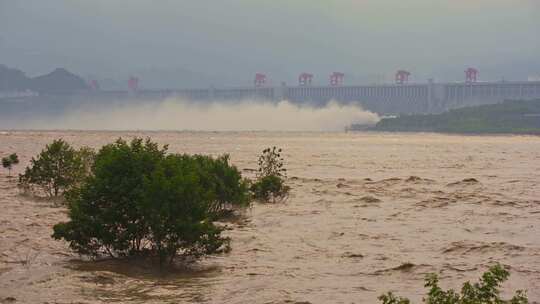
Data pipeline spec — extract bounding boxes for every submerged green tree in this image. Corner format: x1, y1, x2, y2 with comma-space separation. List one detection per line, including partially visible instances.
250, 147, 290, 203
53, 137, 248, 266
19, 139, 94, 197
378, 264, 528, 304
141, 154, 229, 266
53, 138, 168, 257
2, 153, 19, 177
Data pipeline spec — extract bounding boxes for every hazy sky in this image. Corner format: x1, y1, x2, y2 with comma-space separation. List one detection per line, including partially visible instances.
1, 0, 539, 86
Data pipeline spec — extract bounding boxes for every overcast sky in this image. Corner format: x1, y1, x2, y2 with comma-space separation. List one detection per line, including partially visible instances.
1, 0, 539, 86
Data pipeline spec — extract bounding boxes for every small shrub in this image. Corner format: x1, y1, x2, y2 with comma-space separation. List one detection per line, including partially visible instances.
256, 146, 287, 178
250, 147, 290, 202
250, 174, 289, 203
18, 139, 94, 197
379, 292, 410, 304
2, 153, 19, 177
378, 264, 528, 304
52, 137, 246, 266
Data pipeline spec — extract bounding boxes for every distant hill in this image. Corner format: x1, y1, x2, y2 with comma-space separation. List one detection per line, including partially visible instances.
369, 99, 540, 135
0, 65, 88, 94
0, 65, 29, 91
30, 68, 88, 93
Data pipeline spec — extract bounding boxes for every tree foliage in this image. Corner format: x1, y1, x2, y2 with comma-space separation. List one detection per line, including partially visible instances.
52, 137, 249, 266
250, 174, 289, 203
141, 154, 230, 265
379, 292, 411, 304
2, 153, 19, 177
256, 146, 287, 179
378, 264, 528, 304
53, 138, 167, 257
373, 99, 540, 135
18, 139, 94, 197
250, 147, 290, 203
189, 154, 250, 216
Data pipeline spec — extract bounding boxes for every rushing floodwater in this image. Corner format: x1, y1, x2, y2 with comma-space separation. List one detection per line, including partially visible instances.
1, 131, 539, 303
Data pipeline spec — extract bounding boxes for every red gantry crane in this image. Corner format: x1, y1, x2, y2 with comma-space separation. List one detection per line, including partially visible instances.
465, 67, 479, 83
299, 73, 313, 86
395, 70, 411, 84
330, 72, 344, 86
254, 73, 267, 87
88, 80, 99, 91
128, 76, 139, 91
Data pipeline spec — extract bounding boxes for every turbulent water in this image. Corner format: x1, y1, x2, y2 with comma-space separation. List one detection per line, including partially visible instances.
1, 131, 539, 303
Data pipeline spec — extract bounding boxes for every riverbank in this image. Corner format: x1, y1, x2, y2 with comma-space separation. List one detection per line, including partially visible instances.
368, 99, 540, 135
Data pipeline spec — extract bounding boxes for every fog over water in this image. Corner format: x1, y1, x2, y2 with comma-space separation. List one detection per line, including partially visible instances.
19, 99, 379, 131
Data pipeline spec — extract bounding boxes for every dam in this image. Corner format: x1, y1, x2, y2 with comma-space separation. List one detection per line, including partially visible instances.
2, 72, 540, 116
130, 80, 540, 114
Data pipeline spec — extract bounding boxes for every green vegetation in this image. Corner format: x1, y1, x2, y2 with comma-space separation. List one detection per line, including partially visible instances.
18, 139, 94, 197
2, 153, 19, 177
52, 138, 249, 266
379, 264, 528, 304
372, 100, 540, 134
190, 154, 250, 217
250, 147, 290, 202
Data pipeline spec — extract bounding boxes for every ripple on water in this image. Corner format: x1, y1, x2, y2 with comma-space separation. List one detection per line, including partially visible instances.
2, 131, 540, 303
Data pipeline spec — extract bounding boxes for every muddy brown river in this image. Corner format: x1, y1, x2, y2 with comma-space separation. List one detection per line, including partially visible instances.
1, 131, 539, 303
